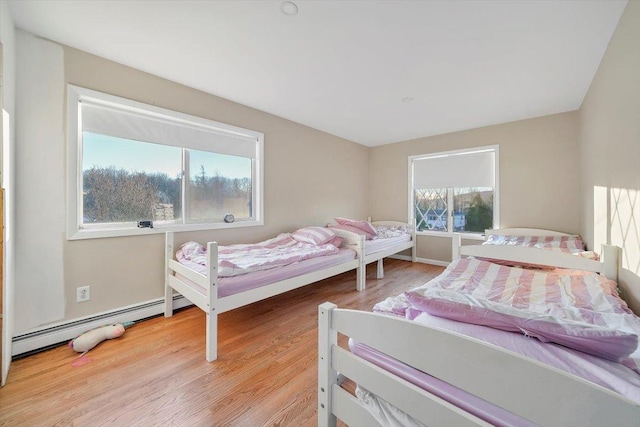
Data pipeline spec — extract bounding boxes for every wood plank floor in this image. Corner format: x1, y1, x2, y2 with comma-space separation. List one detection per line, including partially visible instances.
0, 259, 443, 426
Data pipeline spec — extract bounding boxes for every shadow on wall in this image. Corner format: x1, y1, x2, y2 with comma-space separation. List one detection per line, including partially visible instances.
594, 186, 640, 315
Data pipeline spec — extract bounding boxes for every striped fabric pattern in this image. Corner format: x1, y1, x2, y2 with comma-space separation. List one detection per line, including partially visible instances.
483, 234, 598, 260
178, 233, 339, 277
411, 257, 632, 318
484, 234, 585, 250
291, 226, 336, 245
375, 257, 640, 371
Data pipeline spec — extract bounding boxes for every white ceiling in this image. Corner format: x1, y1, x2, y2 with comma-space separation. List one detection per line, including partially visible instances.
8, 0, 627, 146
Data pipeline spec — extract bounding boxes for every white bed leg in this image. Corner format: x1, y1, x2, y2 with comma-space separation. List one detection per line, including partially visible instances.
356, 236, 366, 291
206, 310, 218, 362
376, 259, 384, 279
357, 258, 366, 291
164, 232, 175, 318
318, 303, 338, 427
206, 241, 219, 362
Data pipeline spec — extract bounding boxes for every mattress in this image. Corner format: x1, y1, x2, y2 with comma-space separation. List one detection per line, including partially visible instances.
177, 247, 356, 298
350, 311, 640, 426
366, 234, 411, 256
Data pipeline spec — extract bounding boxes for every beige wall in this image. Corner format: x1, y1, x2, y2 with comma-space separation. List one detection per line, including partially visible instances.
39, 46, 368, 325
579, 1, 640, 314
369, 111, 581, 261
18, 2, 640, 327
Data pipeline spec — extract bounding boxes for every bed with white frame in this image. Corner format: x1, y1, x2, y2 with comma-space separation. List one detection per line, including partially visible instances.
451, 227, 618, 278
318, 228, 640, 426
340, 219, 416, 291
164, 229, 364, 362
327, 217, 416, 291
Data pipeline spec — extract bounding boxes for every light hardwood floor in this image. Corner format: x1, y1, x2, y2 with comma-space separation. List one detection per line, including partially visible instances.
0, 259, 443, 426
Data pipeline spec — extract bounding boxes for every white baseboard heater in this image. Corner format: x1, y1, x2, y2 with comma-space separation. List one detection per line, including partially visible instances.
12, 295, 191, 357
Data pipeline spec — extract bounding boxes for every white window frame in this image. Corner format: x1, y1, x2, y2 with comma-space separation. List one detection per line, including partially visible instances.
66, 85, 264, 240
408, 145, 499, 240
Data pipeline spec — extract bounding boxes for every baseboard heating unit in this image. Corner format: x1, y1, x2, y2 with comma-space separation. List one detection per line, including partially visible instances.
12, 295, 191, 357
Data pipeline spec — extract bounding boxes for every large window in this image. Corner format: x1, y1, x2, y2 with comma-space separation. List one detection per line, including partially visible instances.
67, 85, 263, 239
410, 147, 498, 236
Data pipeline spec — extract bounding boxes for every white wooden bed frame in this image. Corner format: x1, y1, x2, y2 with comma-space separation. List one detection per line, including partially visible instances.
164, 230, 364, 362
452, 228, 619, 281
318, 302, 640, 427
353, 219, 416, 291
319, 228, 639, 426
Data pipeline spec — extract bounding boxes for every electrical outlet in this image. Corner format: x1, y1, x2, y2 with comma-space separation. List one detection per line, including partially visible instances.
77, 286, 91, 303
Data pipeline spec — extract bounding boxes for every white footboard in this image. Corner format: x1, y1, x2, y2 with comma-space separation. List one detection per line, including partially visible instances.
451, 233, 620, 281
318, 302, 640, 427
345, 219, 416, 290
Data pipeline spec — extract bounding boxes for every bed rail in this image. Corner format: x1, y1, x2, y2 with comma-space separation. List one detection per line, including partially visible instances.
318, 302, 640, 426
452, 233, 620, 281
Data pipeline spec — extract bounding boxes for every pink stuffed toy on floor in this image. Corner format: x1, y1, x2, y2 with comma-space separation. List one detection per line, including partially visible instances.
69, 323, 126, 354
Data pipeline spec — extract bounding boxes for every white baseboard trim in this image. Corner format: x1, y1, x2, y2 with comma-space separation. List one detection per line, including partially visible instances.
416, 257, 450, 267
12, 295, 192, 357
388, 254, 412, 262
388, 254, 449, 267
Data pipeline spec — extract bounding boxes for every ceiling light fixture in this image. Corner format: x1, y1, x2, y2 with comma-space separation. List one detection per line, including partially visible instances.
402, 97, 414, 103
280, 1, 299, 16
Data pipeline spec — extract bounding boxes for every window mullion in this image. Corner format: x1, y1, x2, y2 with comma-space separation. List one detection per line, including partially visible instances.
447, 189, 454, 232
182, 148, 189, 224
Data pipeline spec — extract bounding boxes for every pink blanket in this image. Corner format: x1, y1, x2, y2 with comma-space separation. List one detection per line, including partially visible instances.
375, 257, 640, 371
178, 233, 339, 277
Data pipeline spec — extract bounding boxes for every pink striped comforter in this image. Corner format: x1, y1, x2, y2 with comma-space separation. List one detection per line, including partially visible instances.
375, 257, 640, 372
483, 234, 598, 259
178, 233, 339, 277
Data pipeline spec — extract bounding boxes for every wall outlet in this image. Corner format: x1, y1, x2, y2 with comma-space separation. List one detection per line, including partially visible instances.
77, 286, 91, 303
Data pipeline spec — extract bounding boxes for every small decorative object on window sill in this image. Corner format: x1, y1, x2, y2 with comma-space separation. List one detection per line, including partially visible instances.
137, 220, 153, 229
224, 214, 235, 223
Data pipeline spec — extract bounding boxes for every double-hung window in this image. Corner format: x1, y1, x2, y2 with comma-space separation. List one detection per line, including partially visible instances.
67, 85, 264, 239
409, 146, 499, 237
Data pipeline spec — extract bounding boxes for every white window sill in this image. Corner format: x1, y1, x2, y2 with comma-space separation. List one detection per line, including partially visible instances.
67, 220, 263, 240
416, 230, 486, 241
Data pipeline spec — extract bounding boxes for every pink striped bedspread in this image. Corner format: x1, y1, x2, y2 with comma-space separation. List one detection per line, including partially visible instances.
178, 233, 339, 277
375, 257, 640, 372
483, 234, 599, 259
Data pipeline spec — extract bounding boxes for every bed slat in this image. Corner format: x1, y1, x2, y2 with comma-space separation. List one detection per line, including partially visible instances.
332, 346, 490, 427
363, 240, 414, 265
168, 275, 208, 312
331, 385, 381, 427
218, 259, 359, 313
168, 259, 208, 286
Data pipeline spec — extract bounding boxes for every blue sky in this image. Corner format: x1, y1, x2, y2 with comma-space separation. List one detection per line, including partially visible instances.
83, 132, 251, 180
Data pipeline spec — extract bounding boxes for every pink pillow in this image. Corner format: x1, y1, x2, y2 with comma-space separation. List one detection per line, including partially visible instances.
328, 223, 375, 240
327, 236, 344, 248
334, 217, 377, 236
291, 226, 336, 245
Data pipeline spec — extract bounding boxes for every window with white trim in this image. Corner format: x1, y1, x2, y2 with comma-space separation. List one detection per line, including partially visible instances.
67, 85, 263, 239
409, 146, 499, 236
